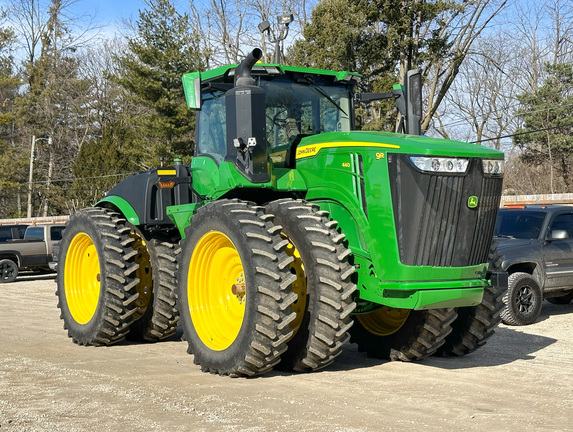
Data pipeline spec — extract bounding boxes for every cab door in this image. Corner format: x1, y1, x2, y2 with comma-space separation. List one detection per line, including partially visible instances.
543, 212, 573, 289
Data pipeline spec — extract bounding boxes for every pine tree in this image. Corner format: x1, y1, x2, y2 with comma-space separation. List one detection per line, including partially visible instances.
515, 62, 573, 192
0, 16, 26, 218
290, 0, 507, 133
114, 0, 204, 167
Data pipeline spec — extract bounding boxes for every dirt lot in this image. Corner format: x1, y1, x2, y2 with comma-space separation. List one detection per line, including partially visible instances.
1, 275, 572, 432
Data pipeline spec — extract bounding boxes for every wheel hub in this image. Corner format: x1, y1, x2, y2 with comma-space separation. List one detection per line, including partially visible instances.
64, 232, 101, 324
357, 306, 410, 336
188, 231, 246, 351
516, 286, 534, 313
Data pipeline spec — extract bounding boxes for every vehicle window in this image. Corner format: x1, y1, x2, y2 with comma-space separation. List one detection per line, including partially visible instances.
495, 211, 546, 239
0, 227, 10, 242
197, 78, 352, 164
25, 226, 44, 240
261, 79, 351, 151
50, 226, 64, 241
196, 94, 226, 163
548, 213, 573, 239
17, 226, 27, 238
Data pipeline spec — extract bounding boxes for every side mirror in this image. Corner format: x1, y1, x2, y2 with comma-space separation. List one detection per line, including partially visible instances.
406, 69, 422, 135
548, 229, 569, 241
182, 72, 201, 110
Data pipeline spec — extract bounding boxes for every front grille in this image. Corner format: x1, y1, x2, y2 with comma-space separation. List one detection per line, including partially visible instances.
388, 154, 503, 267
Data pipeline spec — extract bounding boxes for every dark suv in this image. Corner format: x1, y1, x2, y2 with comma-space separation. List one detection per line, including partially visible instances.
495, 205, 573, 325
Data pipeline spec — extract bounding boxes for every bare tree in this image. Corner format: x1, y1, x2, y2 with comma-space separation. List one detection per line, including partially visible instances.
433, 34, 522, 150
421, 0, 509, 132
188, 0, 316, 66
7, 0, 99, 79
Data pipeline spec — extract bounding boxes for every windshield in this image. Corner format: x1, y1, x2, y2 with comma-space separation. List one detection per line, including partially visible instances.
494, 210, 547, 239
195, 76, 352, 163
260, 78, 351, 151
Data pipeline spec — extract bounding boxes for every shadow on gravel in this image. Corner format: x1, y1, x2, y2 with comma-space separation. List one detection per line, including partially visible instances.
267, 324, 558, 377
6, 273, 56, 284
422, 325, 558, 370
538, 300, 573, 319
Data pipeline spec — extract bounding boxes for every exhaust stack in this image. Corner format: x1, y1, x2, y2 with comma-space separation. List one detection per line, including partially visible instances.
234, 48, 263, 87
226, 48, 269, 183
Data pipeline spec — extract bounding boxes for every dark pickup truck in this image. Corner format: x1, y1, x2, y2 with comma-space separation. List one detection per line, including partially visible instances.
495, 205, 573, 325
0, 224, 65, 283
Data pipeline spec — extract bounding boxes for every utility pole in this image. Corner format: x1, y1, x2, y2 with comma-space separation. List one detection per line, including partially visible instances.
27, 135, 36, 218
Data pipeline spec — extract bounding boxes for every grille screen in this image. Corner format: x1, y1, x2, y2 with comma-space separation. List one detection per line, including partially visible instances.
388, 154, 503, 267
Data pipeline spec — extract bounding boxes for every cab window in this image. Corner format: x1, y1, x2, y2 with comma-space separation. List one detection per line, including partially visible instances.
196, 93, 226, 163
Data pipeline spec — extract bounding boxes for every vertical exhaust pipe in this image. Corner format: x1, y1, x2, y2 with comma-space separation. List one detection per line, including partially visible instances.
234, 48, 263, 87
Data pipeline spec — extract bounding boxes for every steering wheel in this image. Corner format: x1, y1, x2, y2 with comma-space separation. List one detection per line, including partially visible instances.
267, 109, 288, 127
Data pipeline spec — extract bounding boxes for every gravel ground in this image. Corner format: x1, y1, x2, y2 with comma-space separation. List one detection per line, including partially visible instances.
1, 274, 572, 432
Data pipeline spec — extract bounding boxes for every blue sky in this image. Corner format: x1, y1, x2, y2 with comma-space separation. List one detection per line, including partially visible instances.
69, 0, 190, 30
71, 0, 147, 27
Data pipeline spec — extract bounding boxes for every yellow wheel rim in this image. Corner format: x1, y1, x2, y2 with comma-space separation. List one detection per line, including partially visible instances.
356, 307, 410, 336
283, 235, 307, 334
131, 232, 152, 320
64, 232, 101, 325
188, 231, 246, 351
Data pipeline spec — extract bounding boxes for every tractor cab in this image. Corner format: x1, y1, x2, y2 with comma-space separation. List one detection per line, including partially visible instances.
185, 54, 358, 177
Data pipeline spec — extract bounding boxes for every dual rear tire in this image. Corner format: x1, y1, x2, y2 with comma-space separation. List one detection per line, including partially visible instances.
176, 198, 357, 376
56, 207, 179, 346
177, 199, 298, 376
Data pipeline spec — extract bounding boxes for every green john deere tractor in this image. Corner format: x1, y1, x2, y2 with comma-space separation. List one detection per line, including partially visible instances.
56, 48, 507, 376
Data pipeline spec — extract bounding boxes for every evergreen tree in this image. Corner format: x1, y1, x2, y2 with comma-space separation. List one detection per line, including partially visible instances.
291, 0, 506, 133
515, 62, 573, 192
290, 0, 455, 131
70, 125, 138, 210
0, 13, 26, 218
114, 0, 204, 167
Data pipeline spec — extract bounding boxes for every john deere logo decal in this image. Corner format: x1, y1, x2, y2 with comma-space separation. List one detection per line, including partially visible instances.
468, 196, 479, 208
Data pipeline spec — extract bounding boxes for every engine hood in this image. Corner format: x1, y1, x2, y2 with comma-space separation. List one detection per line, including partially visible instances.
494, 237, 534, 251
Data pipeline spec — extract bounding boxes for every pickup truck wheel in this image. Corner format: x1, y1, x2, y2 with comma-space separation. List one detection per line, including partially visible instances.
56, 207, 140, 346
501, 272, 542, 326
0, 259, 18, 283
546, 291, 573, 305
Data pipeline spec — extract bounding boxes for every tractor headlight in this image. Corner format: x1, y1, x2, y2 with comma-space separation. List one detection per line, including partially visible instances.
482, 159, 504, 175
409, 156, 469, 174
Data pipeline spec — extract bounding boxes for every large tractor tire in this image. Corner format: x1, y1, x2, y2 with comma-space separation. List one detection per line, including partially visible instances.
127, 236, 180, 342
0, 259, 18, 283
56, 207, 141, 346
265, 199, 356, 372
501, 272, 543, 326
177, 199, 298, 377
436, 241, 505, 356
349, 307, 457, 361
